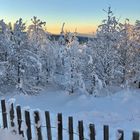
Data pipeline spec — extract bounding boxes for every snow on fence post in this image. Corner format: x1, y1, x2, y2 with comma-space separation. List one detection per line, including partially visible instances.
16, 105, 24, 136
25, 110, 32, 140
45, 111, 52, 140
9, 103, 15, 127
89, 124, 95, 140
117, 129, 124, 140
34, 111, 42, 140
104, 125, 109, 140
57, 113, 63, 140
68, 116, 73, 140
1, 99, 8, 128
78, 120, 84, 140
132, 131, 139, 140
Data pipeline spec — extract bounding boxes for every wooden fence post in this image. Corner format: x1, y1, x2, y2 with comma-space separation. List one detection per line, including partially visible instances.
68, 116, 73, 140
89, 124, 95, 140
117, 129, 124, 140
34, 111, 42, 140
3, 100, 140, 140
132, 131, 139, 140
1, 99, 8, 128
57, 113, 63, 140
45, 111, 52, 140
25, 110, 32, 140
16, 105, 24, 136
78, 120, 84, 140
9, 103, 15, 127
104, 125, 109, 140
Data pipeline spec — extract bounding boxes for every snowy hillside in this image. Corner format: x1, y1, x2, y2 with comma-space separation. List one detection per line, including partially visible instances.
0, 87, 140, 140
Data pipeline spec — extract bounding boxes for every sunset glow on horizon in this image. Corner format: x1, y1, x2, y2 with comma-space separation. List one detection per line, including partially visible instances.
0, 0, 140, 34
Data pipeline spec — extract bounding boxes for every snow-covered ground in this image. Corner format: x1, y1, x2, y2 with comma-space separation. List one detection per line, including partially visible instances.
0, 86, 140, 140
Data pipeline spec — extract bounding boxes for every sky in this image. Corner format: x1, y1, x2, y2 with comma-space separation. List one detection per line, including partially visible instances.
0, 0, 140, 34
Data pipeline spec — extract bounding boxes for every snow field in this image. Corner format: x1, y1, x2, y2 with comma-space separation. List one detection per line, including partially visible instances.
0, 87, 140, 140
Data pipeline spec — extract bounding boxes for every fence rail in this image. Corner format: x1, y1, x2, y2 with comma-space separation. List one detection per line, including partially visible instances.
0, 99, 139, 140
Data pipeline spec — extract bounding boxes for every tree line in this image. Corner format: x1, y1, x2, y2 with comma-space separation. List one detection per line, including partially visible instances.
0, 7, 140, 95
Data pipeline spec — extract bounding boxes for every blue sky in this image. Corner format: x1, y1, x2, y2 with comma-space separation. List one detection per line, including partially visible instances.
0, 0, 140, 34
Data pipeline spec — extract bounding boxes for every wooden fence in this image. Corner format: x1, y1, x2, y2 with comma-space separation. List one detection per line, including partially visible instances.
0, 99, 139, 140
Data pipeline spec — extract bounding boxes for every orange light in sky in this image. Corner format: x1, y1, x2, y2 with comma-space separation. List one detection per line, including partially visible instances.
46, 24, 97, 34
3, 18, 97, 34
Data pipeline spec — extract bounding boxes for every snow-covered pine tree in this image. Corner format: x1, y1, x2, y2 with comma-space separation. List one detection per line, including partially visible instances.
80, 40, 95, 94
0, 20, 10, 86
127, 20, 140, 88
93, 7, 121, 87
5, 18, 27, 91
27, 16, 46, 86
54, 31, 83, 94
7, 18, 42, 94
64, 32, 83, 94
118, 19, 135, 87
40, 38, 56, 85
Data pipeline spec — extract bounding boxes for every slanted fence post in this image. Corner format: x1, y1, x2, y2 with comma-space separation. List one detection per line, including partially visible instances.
132, 131, 139, 140
78, 120, 84, 140
117, 129, 124, 140
25, 110, 32, 140
68, 116, 73, 140
16, 105, 24, 136
34, 111, 42, 140
45, 111, 52, 140
1, 99, 8, 128
9, 103, 15, 127
57, 113, 63, 140
89, 124, 95, 140
104, 125, 109, 140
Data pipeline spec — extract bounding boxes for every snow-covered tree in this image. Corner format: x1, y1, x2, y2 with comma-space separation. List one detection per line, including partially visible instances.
5, 19, 28, 92
40, 40, 56, 85
79, 41, 95, 94
93, 7, 122, 87
27, 16, 47, 85
64, 34, 81, 93
127, 20, 140, 87
54, 32, 84, 94
6, 18, 42, 94
118, 19, 136, 87
0, 20, 10, 86
58, 22, 65, 45
28, 16, 46, 53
